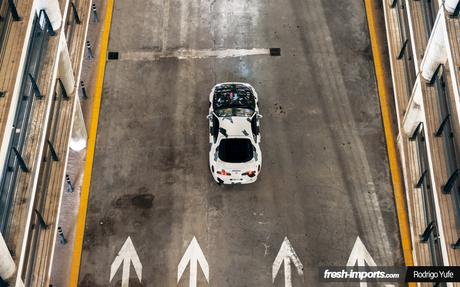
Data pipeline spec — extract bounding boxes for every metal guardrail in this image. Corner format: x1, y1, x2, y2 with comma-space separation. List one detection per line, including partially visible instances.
391, 0, 417, 100
420, 0, 460, 248
412, 124, 445, 270
0, 0, 21, 68
23, 77, 65, 285
65, 1, 81, 45
435, 67, 460, 242
0, 10, 54, 238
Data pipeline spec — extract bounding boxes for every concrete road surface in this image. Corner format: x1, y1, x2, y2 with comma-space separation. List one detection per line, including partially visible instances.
79, 0, 403, 286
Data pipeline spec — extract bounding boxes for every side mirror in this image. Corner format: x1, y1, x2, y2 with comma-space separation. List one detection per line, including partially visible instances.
206, 114, 212, 120
256, 114, 263, 119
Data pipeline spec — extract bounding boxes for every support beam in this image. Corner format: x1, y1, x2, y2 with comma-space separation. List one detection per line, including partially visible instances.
58, 36, 75, 96
70, 2, 81, 24
403, 81, 423, 136
69, 96, 87, 151
0, 233, 15, 281
36, 0, 62, 31
420, 12, 447, 81
8, 0, 21, 21
445, 0, 460, 14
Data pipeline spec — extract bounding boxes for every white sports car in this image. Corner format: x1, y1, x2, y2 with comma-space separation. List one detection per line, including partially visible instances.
208, 83, 262, 184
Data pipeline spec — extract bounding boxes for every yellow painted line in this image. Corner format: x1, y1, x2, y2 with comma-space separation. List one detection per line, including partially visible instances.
364, 0, 415, 268
68, 0, 114, 285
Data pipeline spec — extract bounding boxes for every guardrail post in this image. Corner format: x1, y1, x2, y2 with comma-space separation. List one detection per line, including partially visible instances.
12, 147, 29, 172
91, 3, 99, 23
8, 0, 21, 21
70, 2, 81, 24
28, 73, 43, 100
451, 238, 460, 249
414, 169, 428, 188
58, 78, 69, 100
397, 39, 409, 59
47, 140, 59, 161
442, 169, 459, 194
409, 122, 423, 141
428, 64, 443, 86
420, 221, 435, 243
34, 209, 48, 229
434, 114, 450, 137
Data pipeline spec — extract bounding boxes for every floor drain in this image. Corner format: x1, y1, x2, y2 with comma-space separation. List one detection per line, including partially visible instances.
108, 51, 119, 60
270, 48, 281, 56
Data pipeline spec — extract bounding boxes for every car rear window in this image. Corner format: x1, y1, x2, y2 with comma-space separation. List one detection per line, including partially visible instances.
213, 84, 256, 110
218, 138, 254, 163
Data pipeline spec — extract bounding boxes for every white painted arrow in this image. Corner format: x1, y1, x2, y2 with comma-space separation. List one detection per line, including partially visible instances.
110, 237, 142, 287
272, 237, 304, 287
177, 236, 209, 287
347, 236, 395, 287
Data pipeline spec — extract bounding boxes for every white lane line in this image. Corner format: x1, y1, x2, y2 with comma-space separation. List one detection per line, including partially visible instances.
177, 236, 209, 287
161, 0, 170, 52
120, 48, 271, 61
110, 237, 142, 287
272, 237, 304, 287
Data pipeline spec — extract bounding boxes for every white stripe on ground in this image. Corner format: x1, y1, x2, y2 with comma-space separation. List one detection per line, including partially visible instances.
120, 48, 271, 60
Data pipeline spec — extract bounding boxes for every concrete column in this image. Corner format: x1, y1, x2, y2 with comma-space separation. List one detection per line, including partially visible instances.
420, 12, 447, 81
403, 80, 423, 136
58, 36, 75, 96
0, 233, 15, 281
36, 0, 62, 31
70, 96, 87, 151
445, 0, 459, 14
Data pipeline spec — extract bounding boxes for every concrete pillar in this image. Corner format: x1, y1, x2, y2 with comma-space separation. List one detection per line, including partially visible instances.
445, 0, 459, 14
0, 233, 15, 281
36, 0, 62, 31
420, 12, 447, 81
58, 36, 75, 95
70, 96, 87, 151
403, 81, 423, 136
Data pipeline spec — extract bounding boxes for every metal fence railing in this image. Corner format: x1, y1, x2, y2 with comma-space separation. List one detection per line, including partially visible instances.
22, 76, 66, 285
0, 0, 21, 68
411, 123, 445, 273
65, 0, 81, 46
0, 10, 55, 238
390, 0, 417, 100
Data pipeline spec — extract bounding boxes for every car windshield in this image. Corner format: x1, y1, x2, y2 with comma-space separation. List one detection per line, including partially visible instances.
215, 108, 255, 117
218, 138, 254, 163
213, 84, 256, 110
